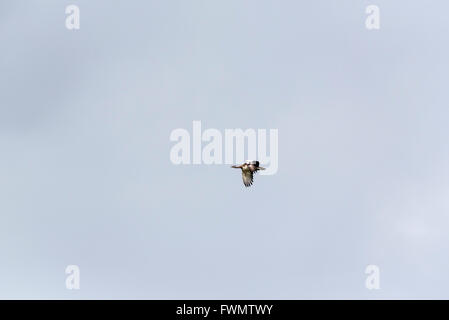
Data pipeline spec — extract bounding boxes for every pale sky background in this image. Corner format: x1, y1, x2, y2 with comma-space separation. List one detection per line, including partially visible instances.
1, 0, 449, 299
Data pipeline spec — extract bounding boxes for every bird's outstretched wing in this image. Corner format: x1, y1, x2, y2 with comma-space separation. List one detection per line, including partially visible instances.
242, 170, 253, 187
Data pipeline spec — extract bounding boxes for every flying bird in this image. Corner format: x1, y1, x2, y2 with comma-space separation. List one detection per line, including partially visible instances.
231, 160, 265, 187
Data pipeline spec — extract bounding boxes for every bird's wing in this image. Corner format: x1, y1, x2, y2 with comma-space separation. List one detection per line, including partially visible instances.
241, 170, 253, 187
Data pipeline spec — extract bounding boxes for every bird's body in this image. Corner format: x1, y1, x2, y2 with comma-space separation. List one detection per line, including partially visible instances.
231, 160, 265, 187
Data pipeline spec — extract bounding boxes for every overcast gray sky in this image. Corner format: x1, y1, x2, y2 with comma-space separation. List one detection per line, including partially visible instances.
1, 0, 449, 299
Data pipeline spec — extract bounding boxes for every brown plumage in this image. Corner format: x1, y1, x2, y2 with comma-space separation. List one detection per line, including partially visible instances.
231, 160, 265, 187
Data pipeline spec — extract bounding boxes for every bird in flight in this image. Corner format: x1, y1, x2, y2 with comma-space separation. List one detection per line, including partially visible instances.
231, 160, 265, 187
